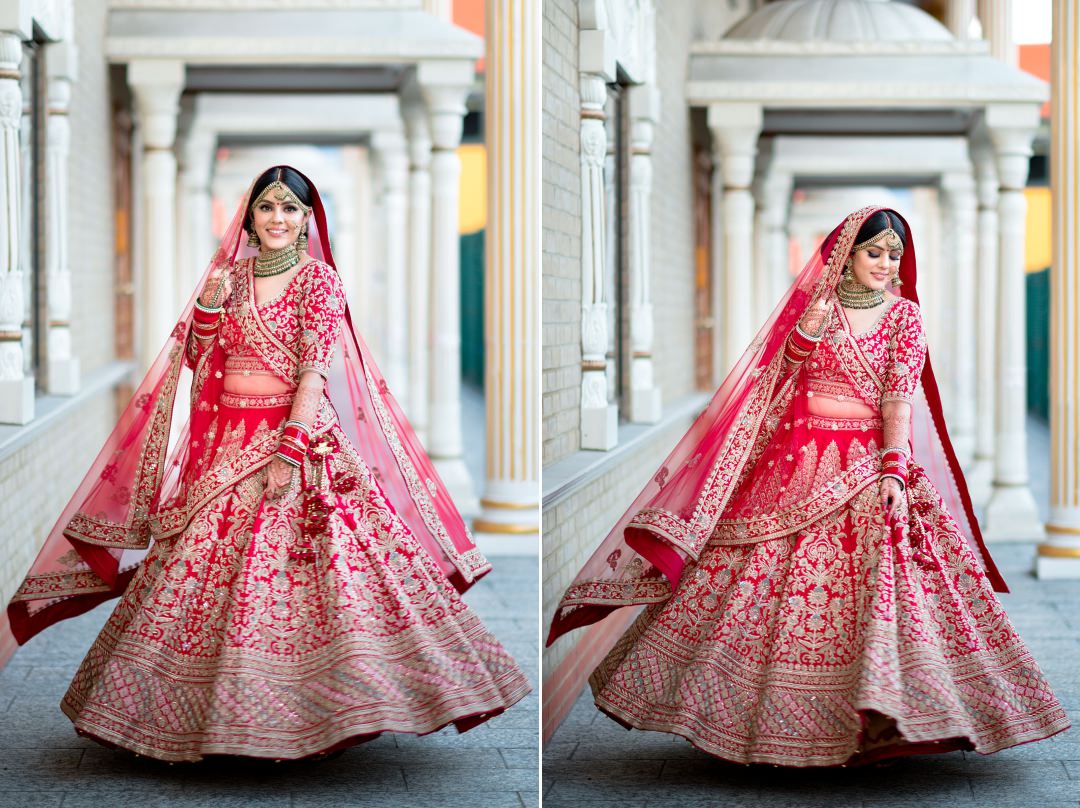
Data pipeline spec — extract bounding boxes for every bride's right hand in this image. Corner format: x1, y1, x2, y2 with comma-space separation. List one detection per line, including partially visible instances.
798, 293, 831, 337
199, 266, 232, 308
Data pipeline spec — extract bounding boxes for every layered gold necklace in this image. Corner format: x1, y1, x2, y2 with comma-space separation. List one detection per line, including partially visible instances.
253, 242, 301, 277
836, 275, 885, 309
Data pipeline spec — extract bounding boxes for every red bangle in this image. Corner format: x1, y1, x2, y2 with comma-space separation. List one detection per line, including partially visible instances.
274, 441, 306, 467
282, 424, 310, 446
193, 305, 222, 327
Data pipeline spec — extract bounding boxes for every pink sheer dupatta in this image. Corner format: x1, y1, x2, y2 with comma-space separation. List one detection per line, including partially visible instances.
5, 165, 488, 650
547, 205, 1006, 646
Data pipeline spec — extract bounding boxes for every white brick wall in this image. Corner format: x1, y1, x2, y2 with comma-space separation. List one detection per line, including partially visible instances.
542, 410, 698, 684
1, 0, 120, 613
650, 5, 699, 404
0, 392, 116, 609
67, 0, 116, 377
542, 0, 582, 467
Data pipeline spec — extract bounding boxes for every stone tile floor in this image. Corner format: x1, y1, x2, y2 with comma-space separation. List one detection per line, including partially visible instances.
0, 556, 538, 808
542, 542, 1080, 808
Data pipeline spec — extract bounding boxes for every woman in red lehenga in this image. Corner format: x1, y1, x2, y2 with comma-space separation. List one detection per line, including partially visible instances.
547, 205, 1068, 767
4, 165, 530, 762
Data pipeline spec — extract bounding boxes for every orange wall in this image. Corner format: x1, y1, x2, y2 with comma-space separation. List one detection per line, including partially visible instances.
454, 0, 485, 72
1019, 43, 1051, 117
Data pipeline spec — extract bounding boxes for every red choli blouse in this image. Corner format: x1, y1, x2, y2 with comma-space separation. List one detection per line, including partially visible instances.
804, 296, 928, 409
189, 257, 346, 386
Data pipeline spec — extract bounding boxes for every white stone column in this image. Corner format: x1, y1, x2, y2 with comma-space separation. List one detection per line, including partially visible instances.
969, 133, 1000, 504
578, 71, 617, 449
760, 169, 793, 320
946, 0, 976, 38
984, 104, 1044, 542
474, 0, 540, 542
367, 152, 388, 362
978, 0, 1017, 65
371, 127, 410, 407
418, 60, 477, 511
180, 127, 216, 294
1038, 0, 1080, 576
940, 169, 978, 468
128, 60, 184, 374
708, 103, 763, 374
626, 84, 661, 424
403, 93, 432, 444
44, 40, 78, 395
0, 32, 34, 424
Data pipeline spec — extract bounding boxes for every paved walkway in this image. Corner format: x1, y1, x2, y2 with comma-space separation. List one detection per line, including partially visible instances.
543, 541, 1080, 808
0, 556, 538, 808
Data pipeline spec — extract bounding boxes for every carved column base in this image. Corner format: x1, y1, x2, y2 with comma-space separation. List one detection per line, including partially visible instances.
48, 356, 80, 396
432, 457, 480, 518
1035, 554, 1080, 579
966, 455, 995, 506
581, 403, 618, 451
0, 377, 35, 425
1036, 510, 1080, 577
951, 433, 976, 472
630, 387, 662, 425
473, 480, 539, 545
984, 484, 1046, 542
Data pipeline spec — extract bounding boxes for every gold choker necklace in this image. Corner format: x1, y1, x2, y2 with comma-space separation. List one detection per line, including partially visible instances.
253, 243, 301, 277
836, 276, 885, 309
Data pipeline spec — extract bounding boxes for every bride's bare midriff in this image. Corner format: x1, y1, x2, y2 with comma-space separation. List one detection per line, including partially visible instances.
222, 373, 296, 396
806, 394, 879, 420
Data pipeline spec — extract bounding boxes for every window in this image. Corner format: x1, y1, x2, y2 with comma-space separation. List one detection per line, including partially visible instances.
19, 40, 47, 390
603, 81, 629, 416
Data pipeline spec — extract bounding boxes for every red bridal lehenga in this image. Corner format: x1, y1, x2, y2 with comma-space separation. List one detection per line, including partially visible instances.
547, 205, 1069, 767
3, 166, 530, 762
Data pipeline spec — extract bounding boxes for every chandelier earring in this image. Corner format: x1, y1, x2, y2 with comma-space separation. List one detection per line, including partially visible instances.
247, 229, 261, 248
296, 223, 309, 254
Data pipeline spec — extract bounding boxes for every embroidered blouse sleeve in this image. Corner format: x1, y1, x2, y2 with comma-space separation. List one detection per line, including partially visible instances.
183, 261, 237, 369
297, 265, 346, 378
882, 302, 927, 404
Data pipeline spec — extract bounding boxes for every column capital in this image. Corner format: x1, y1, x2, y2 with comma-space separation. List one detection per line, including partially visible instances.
128, 60, 185, 150
402, 94, 433, 171
44, 38, 77, 84
708, 103, 763, 190
180, 127, 216, 190
940, 167, 977, 198
969, 129, 1000, 209
415, 59, 474, 101
0, 31, 20, 72
984, 104, 1040, 190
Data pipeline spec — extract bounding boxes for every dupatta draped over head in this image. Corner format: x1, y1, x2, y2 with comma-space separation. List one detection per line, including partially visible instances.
547, 205, 1006, 646
6, 165, 489, 648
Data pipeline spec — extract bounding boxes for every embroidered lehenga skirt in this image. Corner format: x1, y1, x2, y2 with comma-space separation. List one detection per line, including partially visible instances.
589, 412, 1069, 767
60, 392, 530, 762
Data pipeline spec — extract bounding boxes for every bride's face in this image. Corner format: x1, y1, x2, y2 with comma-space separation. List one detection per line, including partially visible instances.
850, 237, 901, 291
251, 193, 308, 252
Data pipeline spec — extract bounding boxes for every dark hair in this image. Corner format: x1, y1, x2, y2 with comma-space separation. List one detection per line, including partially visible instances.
242, 166, 313, 235
853, 209, 907, 247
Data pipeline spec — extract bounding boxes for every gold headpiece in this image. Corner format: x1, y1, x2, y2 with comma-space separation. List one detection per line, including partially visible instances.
852, 227, 904, 255
250, 180, 312, 214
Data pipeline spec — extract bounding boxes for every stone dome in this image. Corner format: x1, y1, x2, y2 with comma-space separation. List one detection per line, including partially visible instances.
723, 0, 954, 43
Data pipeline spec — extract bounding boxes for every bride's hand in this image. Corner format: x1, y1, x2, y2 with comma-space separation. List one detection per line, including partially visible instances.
879, 476, 904, 519
264, 456, 295, 500
798, 294, 832, 337
199, 266, 232, 309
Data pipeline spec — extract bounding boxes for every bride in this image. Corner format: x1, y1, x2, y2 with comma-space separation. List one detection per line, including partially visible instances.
547, 205, 1068, 767
5, 165, 530, 762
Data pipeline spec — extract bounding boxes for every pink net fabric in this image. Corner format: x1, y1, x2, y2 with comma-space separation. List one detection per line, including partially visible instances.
547, 205, 1005, 646
6, 165, 488, 648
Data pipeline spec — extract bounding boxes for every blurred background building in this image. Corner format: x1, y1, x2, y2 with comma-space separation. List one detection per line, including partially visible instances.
542, 0, 1077, 741
0, 0, 539, 668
